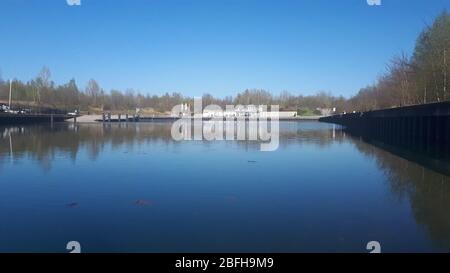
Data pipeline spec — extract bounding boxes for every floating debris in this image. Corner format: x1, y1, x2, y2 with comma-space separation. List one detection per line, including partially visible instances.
247, 160, 257, 163
134, 199, 152, 206
66, 202, 78, 208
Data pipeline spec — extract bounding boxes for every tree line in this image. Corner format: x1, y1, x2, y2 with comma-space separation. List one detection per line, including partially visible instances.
348, 10, 450, 111
1, 10, 448, 114
0, 69, 344, 114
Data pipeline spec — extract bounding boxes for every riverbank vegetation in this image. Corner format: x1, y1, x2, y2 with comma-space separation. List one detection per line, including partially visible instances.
349, 10, 450, 111
0, 11, 448, 114
0, 72, 344, 114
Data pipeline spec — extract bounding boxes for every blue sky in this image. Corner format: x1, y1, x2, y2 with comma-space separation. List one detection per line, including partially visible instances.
0, 0, 449, 98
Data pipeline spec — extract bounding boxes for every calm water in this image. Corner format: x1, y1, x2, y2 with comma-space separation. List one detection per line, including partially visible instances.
0, 121, 449, 253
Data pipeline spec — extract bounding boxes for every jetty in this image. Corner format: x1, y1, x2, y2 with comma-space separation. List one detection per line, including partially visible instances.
65, 113, 322, 123
319, 101, 450, 155
0, 113, 75, 125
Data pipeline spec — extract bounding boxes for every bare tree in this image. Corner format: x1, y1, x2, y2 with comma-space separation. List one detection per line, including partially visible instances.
86, 79, 100, 107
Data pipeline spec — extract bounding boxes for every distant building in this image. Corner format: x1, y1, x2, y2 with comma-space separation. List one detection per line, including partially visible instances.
316, 107, 336, 116
202, 105, 297, 118
0, 104, 11, 113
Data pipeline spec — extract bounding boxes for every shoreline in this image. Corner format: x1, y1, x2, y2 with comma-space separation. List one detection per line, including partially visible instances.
65, 115, 323, 123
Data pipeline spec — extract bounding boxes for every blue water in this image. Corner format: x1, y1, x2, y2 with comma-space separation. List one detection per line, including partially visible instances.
0, 121, 449, 252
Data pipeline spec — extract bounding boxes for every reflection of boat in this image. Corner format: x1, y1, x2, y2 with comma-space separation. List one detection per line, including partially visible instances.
0, 112, 74, 124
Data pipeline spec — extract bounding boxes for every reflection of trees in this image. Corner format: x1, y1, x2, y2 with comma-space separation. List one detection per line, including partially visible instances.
0, 121, 347, 170
4, 121, 450, 248
0, 123, 176, 170
351, 137, 450, 249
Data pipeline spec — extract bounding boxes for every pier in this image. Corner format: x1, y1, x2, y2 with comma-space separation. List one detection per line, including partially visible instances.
0, 113, 75, 125
319, 101, 450, 156
65, 113, 322, 123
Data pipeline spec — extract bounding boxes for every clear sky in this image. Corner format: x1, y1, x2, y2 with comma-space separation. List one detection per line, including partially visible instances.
0, 0, 449, 98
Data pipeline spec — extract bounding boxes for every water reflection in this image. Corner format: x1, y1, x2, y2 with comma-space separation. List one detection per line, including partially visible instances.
350, 136, 450, 249
0, 122, 344, 170
1, 121, 449, 252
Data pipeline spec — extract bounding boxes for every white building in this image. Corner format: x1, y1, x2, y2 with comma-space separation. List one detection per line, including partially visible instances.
201, 105, 297, 119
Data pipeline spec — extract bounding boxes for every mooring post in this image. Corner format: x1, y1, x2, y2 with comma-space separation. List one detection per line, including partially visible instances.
102, 113, 106, 123
108, 112, 111, 123
74, 115, 77, 124
125, 114, 129, 123
50, 113, 54, 127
